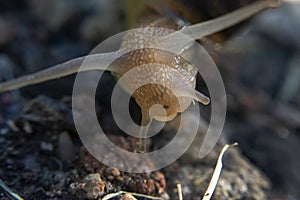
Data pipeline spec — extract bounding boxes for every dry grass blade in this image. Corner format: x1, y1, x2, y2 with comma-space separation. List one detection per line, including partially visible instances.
102, 191, 163, 200
283, 0, 300, 2
202, 143, 238, 200
177, 184, 183, 200
0, 178, 23, 200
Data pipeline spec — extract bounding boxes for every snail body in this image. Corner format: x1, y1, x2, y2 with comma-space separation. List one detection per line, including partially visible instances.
112, 17, 203, 123
0, 0, 282, 125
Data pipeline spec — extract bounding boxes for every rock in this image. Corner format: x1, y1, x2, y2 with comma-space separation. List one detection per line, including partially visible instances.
228, 127, 300, 199
40, 141, 53, 152
164, 141, 270, 200
16, 95, 73, 131
158, 108, 270, 199
70, 173, 106, 199
120, 193, 138, 200
79, 146, 167, 196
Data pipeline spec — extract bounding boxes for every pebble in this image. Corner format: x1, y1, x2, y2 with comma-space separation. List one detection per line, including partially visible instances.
120, 193, 138, 200
70, 173, 105, 200
40, 141, 53, 151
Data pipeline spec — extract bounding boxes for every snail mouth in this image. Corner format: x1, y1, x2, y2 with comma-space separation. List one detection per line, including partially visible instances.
153, 112, 177, 122
148, 104, 178, 122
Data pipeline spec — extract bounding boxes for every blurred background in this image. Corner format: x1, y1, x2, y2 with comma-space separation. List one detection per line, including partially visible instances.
0, 0, 300, 199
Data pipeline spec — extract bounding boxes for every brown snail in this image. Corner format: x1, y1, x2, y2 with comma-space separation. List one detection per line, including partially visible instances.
0, 0, 281, 127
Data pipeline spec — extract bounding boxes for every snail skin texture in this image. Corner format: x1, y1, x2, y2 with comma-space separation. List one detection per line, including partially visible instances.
0, 0, 282, 125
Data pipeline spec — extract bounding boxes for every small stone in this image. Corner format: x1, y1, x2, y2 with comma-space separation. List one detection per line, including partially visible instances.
70, 173, 106, 200
110, 167, 120, 177
23, 121, 33, 134
160, 192, 170, 200
7, 120, 19, 132
120, 193, 137, 200
152, 171, 166, 194
40, 141, 53, 151
0, 128, 9, 135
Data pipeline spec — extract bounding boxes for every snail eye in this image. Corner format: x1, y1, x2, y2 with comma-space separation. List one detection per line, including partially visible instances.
163, 105, 169, 109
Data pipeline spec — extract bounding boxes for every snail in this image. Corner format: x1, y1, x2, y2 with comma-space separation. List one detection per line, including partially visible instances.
0, 0, 281, 136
